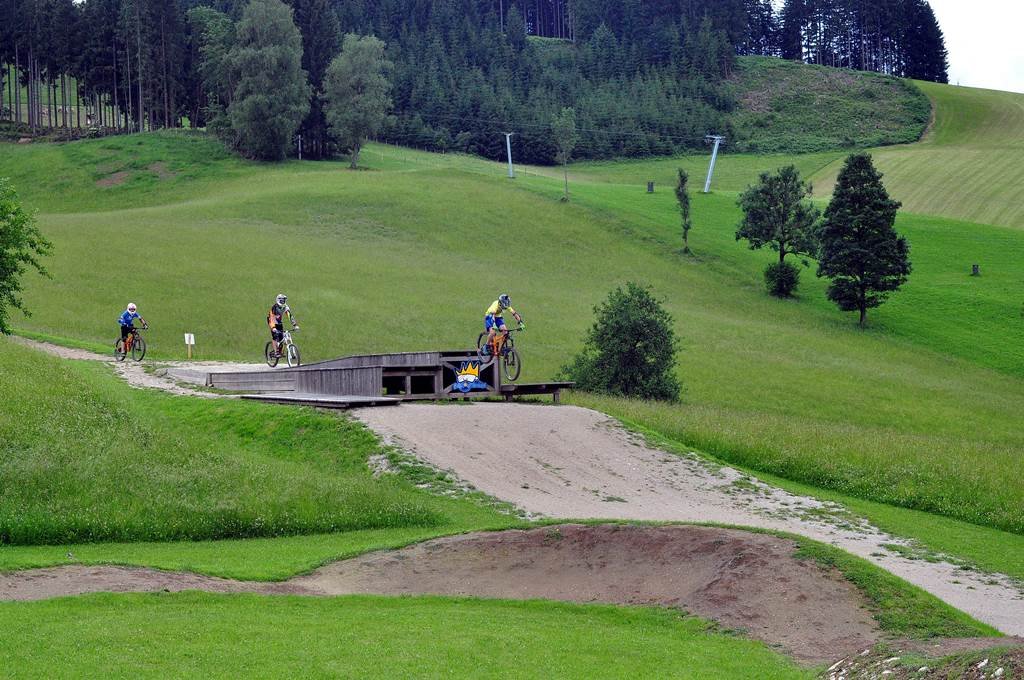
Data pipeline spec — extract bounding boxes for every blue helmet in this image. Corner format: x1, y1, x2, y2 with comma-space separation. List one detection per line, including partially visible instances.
499, 294, 511, 308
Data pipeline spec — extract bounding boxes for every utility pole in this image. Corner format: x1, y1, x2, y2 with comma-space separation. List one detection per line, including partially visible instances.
703, 135, 725, 193
504, 132, 515, 178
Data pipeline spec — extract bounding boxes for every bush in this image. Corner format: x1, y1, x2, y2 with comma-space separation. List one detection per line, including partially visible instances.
764, 261, 801, 298
560, 282, 680, 401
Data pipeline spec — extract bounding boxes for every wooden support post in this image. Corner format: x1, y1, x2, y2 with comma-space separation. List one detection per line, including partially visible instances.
553, 389, 561, 404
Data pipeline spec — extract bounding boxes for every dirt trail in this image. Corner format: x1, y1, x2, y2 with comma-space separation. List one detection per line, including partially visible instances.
8, 336, 262, 398
0, 525, 882, 664
355, 403, 1024, 637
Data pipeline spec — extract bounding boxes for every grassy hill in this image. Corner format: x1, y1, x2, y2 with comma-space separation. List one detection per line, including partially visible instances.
731, 57, 931, 153
0, 337, 508, 545
811, 81, 1024, 228
3, 128, 1024, 546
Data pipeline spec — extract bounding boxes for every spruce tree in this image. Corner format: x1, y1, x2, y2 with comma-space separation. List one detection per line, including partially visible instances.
817, 153, 911, 325
286, 0, 341, 158
227, 0, 309, 161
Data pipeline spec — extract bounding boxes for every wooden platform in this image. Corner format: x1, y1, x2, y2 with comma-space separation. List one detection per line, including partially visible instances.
501, 382, 575, 403
241, 393, 400, 409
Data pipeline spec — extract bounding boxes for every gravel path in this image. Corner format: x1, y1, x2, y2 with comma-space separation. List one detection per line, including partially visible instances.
9, 336, 262, 398
355, 403, 1024, 636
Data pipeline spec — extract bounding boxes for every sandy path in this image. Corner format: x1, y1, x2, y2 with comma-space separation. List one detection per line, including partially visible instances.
355, 403, 1024, 636
9, 336, 263, 398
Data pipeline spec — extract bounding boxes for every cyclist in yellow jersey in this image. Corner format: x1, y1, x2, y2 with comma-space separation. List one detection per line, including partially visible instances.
483, 293, 524, 355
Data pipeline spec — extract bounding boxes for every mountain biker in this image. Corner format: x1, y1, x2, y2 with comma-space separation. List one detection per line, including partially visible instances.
268, 293, 299, 358
118, 303, 148, 343
483, 293, 524, 355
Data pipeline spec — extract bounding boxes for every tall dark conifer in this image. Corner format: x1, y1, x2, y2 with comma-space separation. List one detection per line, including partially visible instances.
817, 153, 911, 326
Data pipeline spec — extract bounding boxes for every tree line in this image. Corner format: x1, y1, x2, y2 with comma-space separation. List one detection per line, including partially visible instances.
1, 0, 947, 162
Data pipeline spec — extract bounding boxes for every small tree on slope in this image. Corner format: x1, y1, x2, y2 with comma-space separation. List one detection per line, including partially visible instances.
736, 165, 820, 297
675, 168, 693, 254
551, 107, 578, 201
560, 282, 680, 402
324, 34, 394, 169
228, 0, 310, 161
0, 178, 52, 335
817, 153, 911, 326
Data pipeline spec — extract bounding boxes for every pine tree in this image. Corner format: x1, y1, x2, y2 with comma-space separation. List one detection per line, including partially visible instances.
227, 0, 309, 160
286, 0, 341, 159
817, 153, 911, 325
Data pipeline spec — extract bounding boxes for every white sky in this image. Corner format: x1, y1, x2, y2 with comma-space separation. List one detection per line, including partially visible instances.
928, 0, 1024, 93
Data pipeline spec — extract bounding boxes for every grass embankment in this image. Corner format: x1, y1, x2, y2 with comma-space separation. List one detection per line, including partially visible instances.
811, 80, 1024, 229
731, 56, 931, 153
0, 337, 509, 545
4, 127, 1024, 543
0, 594, 812, 679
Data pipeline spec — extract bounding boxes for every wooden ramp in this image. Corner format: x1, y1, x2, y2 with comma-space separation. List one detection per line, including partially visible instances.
183, 350, 573, 409
242, 393, 400, 409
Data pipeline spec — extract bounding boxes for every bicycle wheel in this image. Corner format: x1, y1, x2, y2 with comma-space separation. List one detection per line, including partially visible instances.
477, 333, 492, 361
476, 332, 488, 350
503, 349, 521, 382
286, 343, 301, 368
265, 342, 279, 368
114, 339, 127, 362
131, 335, 147, 362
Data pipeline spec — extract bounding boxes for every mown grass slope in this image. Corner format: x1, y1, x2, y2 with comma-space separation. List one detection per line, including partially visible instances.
0, 337, 507, 544
0, 594, 812, 679
3, 128, 1024, 540
811, 81, 1024, 228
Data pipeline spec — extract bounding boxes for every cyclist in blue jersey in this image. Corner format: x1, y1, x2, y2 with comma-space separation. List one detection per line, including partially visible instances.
118, 303, 148, 341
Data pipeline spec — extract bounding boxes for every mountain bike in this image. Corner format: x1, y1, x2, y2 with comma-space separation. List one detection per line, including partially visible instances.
266, 327, 301, 368
476, 327, 522, 382
114, 326, 148, 362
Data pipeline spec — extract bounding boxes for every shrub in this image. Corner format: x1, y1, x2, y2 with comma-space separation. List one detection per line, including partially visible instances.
764, 261, 801, 298
560, 282, 680, 401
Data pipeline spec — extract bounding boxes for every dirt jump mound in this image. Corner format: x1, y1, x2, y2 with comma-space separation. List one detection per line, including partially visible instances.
0, 524, 879, 664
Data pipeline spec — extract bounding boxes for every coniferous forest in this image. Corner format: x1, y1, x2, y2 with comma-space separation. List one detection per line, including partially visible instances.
0, 0, 948, 163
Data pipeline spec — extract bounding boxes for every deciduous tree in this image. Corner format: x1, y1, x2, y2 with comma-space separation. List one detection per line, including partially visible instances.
551, 106, 577, 201
0, 178, 51, 335
323, 34, 393, 169
227, 0, 309, 161
736, 165, 820, 297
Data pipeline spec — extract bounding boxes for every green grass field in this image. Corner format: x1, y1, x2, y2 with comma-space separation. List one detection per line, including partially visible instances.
811, 81, 1024, 229
0, 337, 510, 544
3, 62, 1023, 673
5, 127, 1023, 538
0, 594, 813, 679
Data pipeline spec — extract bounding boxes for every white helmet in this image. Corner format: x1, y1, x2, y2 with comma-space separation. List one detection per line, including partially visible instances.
276, 293, 287, 305
127, 303, 137, 313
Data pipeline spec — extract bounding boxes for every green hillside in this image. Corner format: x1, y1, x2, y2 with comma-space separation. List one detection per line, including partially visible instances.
731, 57, 930, 153
3, 112, 1024, 542
0, 338, 507, 545
811, 81, 1024, 228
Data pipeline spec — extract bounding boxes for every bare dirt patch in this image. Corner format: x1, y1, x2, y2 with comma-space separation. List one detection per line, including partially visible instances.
96, 170, 131, 188
148, 162, 175, 181
0, 524, 879, 664
354, 403, 1024, 636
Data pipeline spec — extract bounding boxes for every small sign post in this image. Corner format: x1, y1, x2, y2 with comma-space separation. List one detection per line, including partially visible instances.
184, 333, 196, 360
